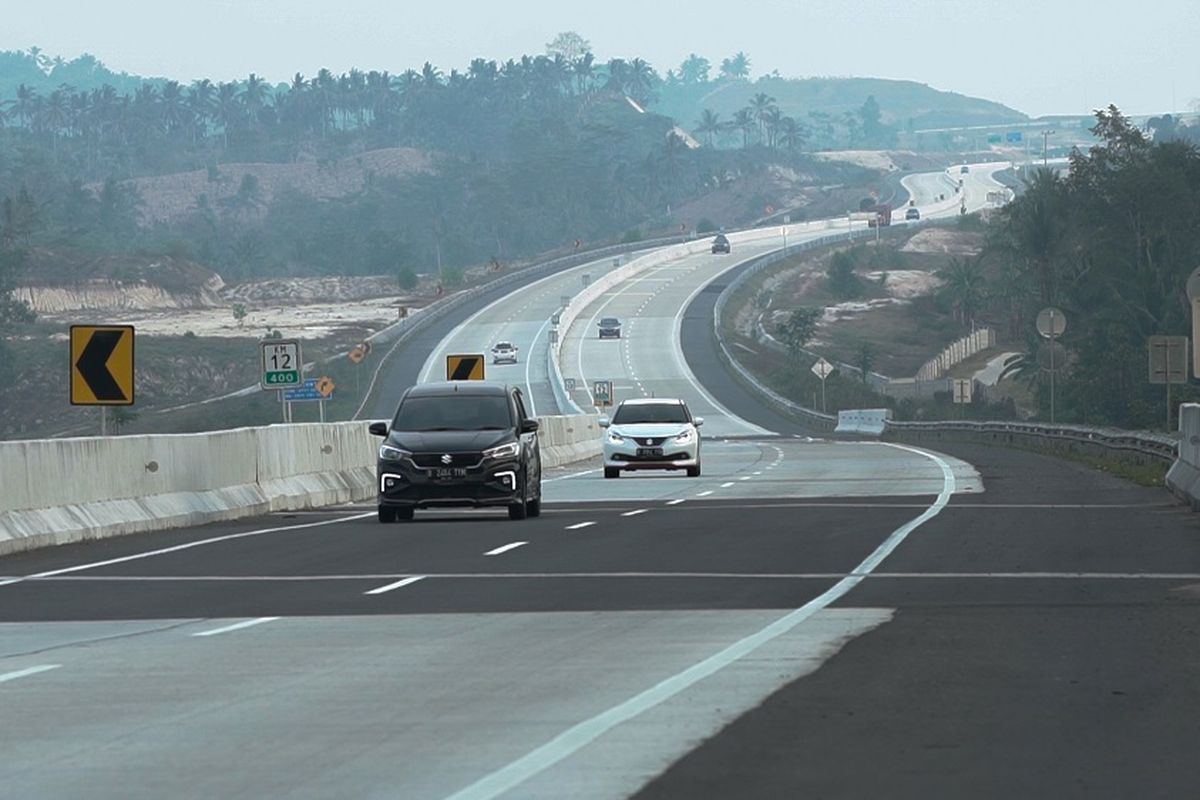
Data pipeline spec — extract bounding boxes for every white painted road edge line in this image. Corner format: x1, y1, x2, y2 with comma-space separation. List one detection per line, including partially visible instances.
621, 509, 648, 517
696, 491, 714, 497
484, 542, 528, 556
666, 499, 685, 506
0, 512, 376, 588
191, 617, 280, 638
565, 521, 596, 530
721, 482, 735, 488
0, 665, 61, 683
440, 441, 956, 800
364, 575, 426, 595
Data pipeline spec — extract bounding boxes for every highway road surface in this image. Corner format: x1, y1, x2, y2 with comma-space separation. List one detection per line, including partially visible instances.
4, 162, 1198, 799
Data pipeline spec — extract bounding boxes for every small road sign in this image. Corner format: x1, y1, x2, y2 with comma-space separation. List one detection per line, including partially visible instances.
316, 376, 336, 398
348, 343, 368, 364
592, 379, 614, 407
70, 325, 135, 405
446, 354, 486, 381
284, 379, 325, 402
1036, 307, 1067, 338
810, 357, 834, 380
564, 377, 577, 391
953, 379, 973, 404
549, 329, 559, 344
1148, 336, 1189, 384
261, 339, 302, 389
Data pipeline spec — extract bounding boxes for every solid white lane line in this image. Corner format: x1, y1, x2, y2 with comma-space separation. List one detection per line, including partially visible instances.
696, 491, 714, 497
565, 522, 596, 530
739, 476, 752, 481
0, 512, 375, 588
621, 509, 648, 517
721, 482, 735, 488
191, 617, 280, 637
441, 443, 956, 800
666, 499, 685, 506
364, 575, 426, 595
0, 665, 61, 684
484, 542, 528, 556
524, 316, 554, 416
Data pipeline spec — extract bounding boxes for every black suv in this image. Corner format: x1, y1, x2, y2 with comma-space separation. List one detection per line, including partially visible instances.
369, 382, 542, 521
711, 233, 731, 254
598, 317, 622, 339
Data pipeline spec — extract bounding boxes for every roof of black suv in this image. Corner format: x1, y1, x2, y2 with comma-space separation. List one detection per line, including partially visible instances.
405, 381, 510, 398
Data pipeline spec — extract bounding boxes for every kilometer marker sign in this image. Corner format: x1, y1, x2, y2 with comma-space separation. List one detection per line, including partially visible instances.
261, 339, 302, 389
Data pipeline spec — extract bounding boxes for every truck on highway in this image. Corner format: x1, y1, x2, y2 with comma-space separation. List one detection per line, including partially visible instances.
866, 203, 892, 228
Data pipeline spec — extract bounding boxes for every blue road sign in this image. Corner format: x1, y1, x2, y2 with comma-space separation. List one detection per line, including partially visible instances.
1006, 131, 1023, 143
284, 379, 327, 402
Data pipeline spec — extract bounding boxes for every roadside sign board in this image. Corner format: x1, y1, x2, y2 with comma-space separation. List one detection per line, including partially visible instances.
316, 376, 336, 398
261, 339, 302, 389
70, 325, 135, 405
987, 133, 1003, 144
564, 377, 577, 392
549, 329, 559, 344
348, 345, 366, 364
592, 379, 613, 407
811, 357, 834, 380
446, 354, 486, 381
284, 378, 326, 402
1036, 307, 1067, 338
1006, 131, 1023, 143
953, 379, 973, 404
1148, 336, 1189, 384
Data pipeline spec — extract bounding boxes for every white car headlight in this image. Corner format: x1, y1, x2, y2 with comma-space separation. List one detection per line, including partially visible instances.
484, 441, 521, 459
673, 429, 695, 444
607, 430, 625, 444
379, 443, 411, 461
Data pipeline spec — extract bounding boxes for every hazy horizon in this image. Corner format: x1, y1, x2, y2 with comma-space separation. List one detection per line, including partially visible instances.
2, 0, 1197, 118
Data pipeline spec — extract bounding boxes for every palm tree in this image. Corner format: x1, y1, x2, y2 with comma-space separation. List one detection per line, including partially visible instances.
748, 92, 776, 142
762, 106, 783, 149
777, 116, 806, 153
732, 108, 755, 149
678, 54, 710, 84
626, 58, 657, 105
241, 73, 269, 130
694, 109, 721, 147
188, 79, 216, 142
937, 255, 988, 327
572, 53, 595, 94
720, 51, 751, 80
213, 82, 240, 149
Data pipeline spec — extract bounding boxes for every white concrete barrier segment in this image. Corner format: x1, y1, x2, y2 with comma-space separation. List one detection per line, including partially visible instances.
835, 408, 893, 436
0, 415, 602, 555
1167, 403, 1200, 510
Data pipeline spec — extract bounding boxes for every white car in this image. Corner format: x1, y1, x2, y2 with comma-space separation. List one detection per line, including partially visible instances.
491, 341, 519, 364
599, 398, 703, 478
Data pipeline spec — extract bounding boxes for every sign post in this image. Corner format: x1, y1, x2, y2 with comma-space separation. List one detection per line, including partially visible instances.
1148, 335, 1189, 429
592, 379, 614, 408
70, 325, 136, 436
811, 357, 834, 413
446, 354, 486, 381
1036, 308, 1066, 423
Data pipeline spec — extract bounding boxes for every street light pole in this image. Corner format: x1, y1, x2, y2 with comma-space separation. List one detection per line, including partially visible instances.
1042, 129, 1056, 167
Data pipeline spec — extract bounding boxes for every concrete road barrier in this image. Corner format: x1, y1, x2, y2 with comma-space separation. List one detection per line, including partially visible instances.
835, 409, 893, 436
1167, 403, 1200, 509
0, 415, 601, 556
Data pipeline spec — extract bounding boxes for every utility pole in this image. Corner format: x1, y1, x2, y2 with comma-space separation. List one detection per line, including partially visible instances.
1042, 129, 1056, 167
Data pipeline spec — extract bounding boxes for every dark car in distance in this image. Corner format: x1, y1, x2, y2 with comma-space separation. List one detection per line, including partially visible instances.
598, 317, 622, 339
905, 207, 920, 220
711, 233, 731, 254
369, 382, 542, 521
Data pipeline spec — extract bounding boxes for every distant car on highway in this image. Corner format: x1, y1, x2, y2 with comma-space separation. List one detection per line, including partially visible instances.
491, 341, 518, 364
369, 381, 541, 521
598, 317, 622, 339
711, 233, 731, 254
599, 398, 703, 478
905, 207, 920, 221
960, 165, 970, 174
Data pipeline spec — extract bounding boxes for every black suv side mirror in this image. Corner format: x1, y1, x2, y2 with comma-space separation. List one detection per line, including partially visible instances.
368, 422, 388, 437
520, 419, 539, 434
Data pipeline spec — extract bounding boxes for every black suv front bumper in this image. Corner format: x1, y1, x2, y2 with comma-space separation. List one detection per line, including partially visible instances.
377, 457, 523, 509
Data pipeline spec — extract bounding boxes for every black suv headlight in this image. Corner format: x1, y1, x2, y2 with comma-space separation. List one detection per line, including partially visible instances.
379, 443, 411, 461
483, 441, 520, 460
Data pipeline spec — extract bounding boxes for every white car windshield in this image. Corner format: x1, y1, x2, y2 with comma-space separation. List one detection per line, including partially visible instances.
613, 403, 690, 424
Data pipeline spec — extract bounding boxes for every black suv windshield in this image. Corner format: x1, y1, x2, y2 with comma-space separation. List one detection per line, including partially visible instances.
600, 318, 620, 327
393, 395, 513, 431
714, 235, 728, 242
613, 403, 689, 424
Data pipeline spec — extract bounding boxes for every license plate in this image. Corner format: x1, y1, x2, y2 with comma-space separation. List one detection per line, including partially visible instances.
637, 447, 663, 458
432, 468, 467, 479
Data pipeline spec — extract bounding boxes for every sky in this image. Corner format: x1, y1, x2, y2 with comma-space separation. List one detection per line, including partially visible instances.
2, 0, 1197, 118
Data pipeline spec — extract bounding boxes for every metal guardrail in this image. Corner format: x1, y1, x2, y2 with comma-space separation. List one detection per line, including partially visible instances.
886, 419, 1179, 463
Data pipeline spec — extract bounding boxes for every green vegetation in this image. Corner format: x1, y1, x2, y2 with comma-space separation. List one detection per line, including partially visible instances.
985, 106, 1200, 429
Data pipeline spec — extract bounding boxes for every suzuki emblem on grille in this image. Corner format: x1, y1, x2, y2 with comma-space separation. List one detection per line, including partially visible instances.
441, 454, 453, 465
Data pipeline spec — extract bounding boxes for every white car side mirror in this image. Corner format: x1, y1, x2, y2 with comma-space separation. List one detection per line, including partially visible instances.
598, 416, 610, 428
694, 417, 704, 427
